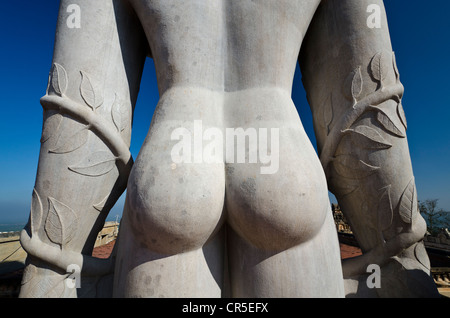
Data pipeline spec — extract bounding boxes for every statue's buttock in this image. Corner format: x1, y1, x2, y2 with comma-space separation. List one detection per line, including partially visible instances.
126, 86, 329, 255
124, 0, 326, 253
112, 0, 341, 297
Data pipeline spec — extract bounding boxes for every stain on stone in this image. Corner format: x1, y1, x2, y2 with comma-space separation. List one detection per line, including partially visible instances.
240, 178, 257, 196
148, 175, 155, 187
155, 105, 166, 119
270, 209, 280, 217
226, 166, 234, 175
41, 180, 50, 191
170, 238, 181, 245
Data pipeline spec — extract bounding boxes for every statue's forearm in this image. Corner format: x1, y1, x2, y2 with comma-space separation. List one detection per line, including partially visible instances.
321, 53, 418, 250
20, 71, 132, 297
300, 0, 438, 297
317, 49, 428, 271
23, 91, 131, 262
19, 0, 145, 298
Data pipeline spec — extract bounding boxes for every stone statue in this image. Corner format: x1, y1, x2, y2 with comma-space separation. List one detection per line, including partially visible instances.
19, 0, 440, 298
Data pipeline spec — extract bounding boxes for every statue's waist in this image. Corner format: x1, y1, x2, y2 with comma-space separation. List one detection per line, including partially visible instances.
153, 85, 302, 128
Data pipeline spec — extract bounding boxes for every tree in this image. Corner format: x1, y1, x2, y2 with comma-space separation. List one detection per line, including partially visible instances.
419, 199, 450, 236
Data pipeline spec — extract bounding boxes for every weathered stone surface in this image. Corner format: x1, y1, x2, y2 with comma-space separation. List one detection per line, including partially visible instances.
19, 0, 439, 298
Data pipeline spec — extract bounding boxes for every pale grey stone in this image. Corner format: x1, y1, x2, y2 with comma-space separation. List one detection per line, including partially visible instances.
19, 0, 439, 298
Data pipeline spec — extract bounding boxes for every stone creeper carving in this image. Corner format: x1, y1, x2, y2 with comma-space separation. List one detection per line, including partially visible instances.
19, 0, 145, 297
300, 0, 439, 297
322, 51, 432, 297
20, 65, 131, 297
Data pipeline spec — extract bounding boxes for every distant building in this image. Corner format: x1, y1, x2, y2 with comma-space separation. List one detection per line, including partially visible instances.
332, 203, 352, 233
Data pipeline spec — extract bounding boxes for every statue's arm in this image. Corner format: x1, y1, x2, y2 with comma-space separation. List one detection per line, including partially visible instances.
299, 0, 439, 297
19, 0, 147, 297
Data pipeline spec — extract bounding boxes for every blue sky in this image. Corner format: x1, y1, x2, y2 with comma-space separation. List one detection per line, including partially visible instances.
0, 1, 449, 224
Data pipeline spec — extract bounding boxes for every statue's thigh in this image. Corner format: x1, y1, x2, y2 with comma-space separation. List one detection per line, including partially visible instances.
224, 125, 345, 296
226, 210, 345, 297
114, 90, 227, 296
225, 125, 330, 251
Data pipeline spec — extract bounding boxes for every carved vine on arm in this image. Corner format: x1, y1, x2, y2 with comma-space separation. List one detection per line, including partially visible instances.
318, 51, 428, 277
21, 63, 133, 278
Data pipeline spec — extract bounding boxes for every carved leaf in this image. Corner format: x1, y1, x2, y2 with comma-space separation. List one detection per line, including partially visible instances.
49, 124, 89, 154
392, 51, 400, 81
45, 197, 78, 247
344, 125, 392, 149
397, 103, 407, 130
328, 177, 359, 197
50, 63, 68, 96
93, 195, 109, 212
370, 51, 392, 86
46, 277, 66, 298
352, 67, 363, 100
414, 242, 430, 270
80, 71, 103, 110
111, 93, 129, 132
376, 111, 405, 138
30, 189, 43, 235
24, 274, 65, 298
20, 263, 38, 288
333, 154, 380, 179
378, 186, 393, 232
343, 67, 363, 103
69, 151, 116, 177
323, 93, 333, 135
374, 100, 406, 138
41, 113, 63, 144
334, 134, 354, 157
45, 198, 64, 245
399, 177, 417, 224
21, 264, 66, 298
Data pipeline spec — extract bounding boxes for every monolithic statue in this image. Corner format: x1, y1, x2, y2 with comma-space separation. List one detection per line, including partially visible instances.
19, 0, 440, 297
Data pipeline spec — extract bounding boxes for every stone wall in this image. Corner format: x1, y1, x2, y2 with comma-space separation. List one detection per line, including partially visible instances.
94, 221, 119, 248
0, 233, 26, 275
424, 229, 450, 253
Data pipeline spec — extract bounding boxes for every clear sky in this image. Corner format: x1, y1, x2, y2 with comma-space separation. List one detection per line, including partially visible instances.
0, 1, 449, 225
